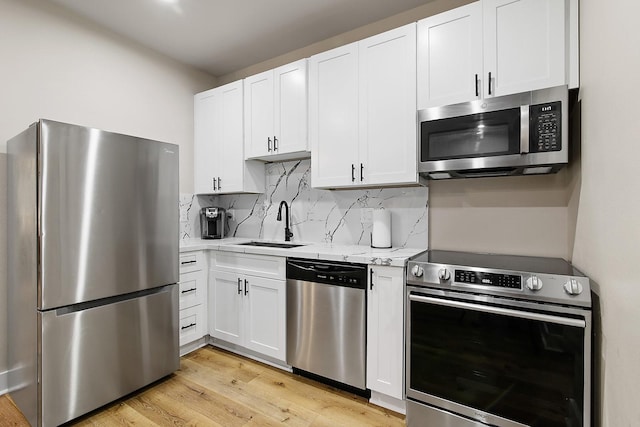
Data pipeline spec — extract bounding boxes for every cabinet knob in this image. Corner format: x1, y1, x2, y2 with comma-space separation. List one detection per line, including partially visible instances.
274, 136, 278, 151
268, 137, 272, 152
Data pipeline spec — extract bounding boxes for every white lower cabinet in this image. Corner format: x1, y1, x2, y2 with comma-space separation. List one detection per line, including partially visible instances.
209, 252, 286, 362
179, 305, 207, 348
367, 265, 405, 411
178, 251, 207, 353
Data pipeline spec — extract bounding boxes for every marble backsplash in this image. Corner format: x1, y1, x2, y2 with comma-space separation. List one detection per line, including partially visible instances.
180, 159, 429, 249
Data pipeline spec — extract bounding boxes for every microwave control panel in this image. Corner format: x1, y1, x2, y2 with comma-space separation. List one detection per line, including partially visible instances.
530, 101, 562, 152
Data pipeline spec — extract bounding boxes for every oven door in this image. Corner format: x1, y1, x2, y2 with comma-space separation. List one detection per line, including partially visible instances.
406, 287, 591, 427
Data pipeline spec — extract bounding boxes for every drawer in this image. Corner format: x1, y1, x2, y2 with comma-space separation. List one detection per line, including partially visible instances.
211, 251, 285, 280
180, 251, 205, 273
179, 269, 206, 310
179, 305, 206, 347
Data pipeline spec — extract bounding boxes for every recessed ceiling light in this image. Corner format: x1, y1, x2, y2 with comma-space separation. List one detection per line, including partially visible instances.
157, 0, 183, 14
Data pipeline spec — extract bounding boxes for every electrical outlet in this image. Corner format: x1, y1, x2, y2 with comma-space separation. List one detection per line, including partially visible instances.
227, 209, 235, 221
360, 208, 373, 224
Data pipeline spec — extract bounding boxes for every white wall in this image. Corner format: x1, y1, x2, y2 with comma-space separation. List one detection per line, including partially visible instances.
573, 0, 640, 425
0, 0, 215, 390
0, 0, 216, 191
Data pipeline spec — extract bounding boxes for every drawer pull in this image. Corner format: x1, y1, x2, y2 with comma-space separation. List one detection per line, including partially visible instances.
181, 260, 196, 265
181, 323, 196, 330
181, 288, 197, 294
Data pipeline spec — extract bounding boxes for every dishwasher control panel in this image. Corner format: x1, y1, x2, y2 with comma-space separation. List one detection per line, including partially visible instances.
286, 258, 367, 289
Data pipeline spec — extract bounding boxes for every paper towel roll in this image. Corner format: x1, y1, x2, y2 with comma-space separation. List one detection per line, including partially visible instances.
371, 208, 391, 248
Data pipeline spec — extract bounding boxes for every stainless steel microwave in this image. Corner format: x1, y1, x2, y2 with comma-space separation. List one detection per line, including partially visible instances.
418, 85, 568, 179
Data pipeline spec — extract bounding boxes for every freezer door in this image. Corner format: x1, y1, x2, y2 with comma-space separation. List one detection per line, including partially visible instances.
40, 285, 179, 426
39, 120, 179, 309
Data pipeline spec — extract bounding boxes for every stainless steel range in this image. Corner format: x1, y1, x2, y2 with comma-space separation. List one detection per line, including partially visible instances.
406, 250, 592, 427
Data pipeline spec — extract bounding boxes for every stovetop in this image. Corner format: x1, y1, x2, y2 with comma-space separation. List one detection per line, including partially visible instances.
407, 250, 591, 308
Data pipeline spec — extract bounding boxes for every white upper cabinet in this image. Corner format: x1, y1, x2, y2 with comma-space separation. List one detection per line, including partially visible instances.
417, 2, 483, 109
194, 81, 264, 194
310, 24, 421, 189
418, 0, 575, 109
483, 0, 565, 97
309, 42, 360, 188
359, 24, 418, 186
244, 59, 308, 162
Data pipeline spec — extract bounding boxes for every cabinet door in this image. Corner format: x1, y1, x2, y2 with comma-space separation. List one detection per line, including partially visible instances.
417, 2, 483, 108
244, 70, 274, 159
483, 0, 565, 97
309, 43, 359, 188
194, 89, 220, 194
217, 81, 245, 193
209, 269, 243, 345
359, 23, 418, 186
367, 266, 404, 399
274, 59, 308, 156
244, 276, 286, 361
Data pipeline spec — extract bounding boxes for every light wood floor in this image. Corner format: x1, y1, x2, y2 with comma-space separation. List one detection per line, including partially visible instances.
0, 346, 405, 426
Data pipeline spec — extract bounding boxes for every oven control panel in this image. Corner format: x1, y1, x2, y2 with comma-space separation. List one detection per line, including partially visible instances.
455, 269, 522, 289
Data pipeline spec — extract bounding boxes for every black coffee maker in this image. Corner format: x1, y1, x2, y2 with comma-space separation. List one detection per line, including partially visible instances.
200, 207, 226, 239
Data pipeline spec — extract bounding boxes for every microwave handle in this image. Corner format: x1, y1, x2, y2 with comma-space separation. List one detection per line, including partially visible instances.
520, 105, 530, 154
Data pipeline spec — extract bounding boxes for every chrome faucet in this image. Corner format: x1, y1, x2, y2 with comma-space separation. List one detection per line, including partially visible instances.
276, 201, 294, 242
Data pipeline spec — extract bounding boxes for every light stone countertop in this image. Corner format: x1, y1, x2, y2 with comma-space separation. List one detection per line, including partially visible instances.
180, 237, 425, 267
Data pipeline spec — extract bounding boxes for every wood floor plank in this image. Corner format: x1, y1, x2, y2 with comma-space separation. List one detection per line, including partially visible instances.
0, 346, 406, 426
178, 357, 318, 426
72, 400, 156, 426
126, 383, 224, 427
0, 395, 30, 426
154, 375, 259, 427
250, 369, 404, 427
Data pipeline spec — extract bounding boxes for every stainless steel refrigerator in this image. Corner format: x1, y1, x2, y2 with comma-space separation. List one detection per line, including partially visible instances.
7, 120, 180, 426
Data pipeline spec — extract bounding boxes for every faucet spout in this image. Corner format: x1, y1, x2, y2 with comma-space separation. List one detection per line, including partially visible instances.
277, 201, 294, 242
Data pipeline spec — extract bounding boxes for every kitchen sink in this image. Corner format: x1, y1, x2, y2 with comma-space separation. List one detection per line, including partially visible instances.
238, 241, 306, 249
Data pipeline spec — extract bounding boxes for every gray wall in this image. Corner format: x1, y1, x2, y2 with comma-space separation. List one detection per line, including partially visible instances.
217, 0, 577, 261
572, 0, 640, 425
0, 155, 6, 386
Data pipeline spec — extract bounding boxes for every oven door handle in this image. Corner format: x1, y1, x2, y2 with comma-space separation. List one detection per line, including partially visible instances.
409, 294, 586, 328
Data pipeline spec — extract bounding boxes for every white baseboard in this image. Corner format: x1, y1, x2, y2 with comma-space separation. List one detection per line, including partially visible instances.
369, 390, 406, 415
180, 337, 208, 357
0, 369, 9, 396
207, 337, 291, 372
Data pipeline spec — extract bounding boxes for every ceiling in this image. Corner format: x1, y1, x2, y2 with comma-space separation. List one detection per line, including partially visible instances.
49, 0, 433, 77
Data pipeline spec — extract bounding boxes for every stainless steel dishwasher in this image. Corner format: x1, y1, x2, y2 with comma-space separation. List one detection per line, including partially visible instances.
286, 258, 368, 392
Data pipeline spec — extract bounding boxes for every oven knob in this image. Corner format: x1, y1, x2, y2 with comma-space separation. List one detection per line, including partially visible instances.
438, 268, 451, 281
526, 276, 543, 291
411, 265, 424, 277
564, 279, 583, 295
